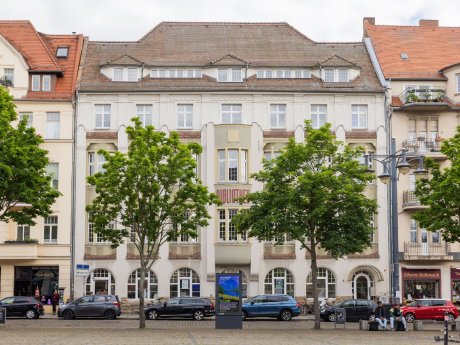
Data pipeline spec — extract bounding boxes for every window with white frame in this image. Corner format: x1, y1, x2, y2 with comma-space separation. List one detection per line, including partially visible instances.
218, 68, 242, 82
170, 211, 198, 243
19, 112, 33, 128
46, 163, 59, 189
95, 104, 111, 129
56, 47, 69, 58
323, 68, 350, 82
217, 208, 246, 242
136, 105, 153, 126
263, 150, 280, 161
264, 268, 294, 296
31, 75, 40, 91
127, 269, 158, 299
88, 152, 107, 176
45, 112, 60, 139
324, 68, 335, 82
42, 75, 51, 91
44, 216, 58, 243
351, 105, 368, 129
150, 69, 201, 78
257, 69, 311, 79
177, 104, 193, 129
457, 74, 460, 93
17, 224, 30, 241
217, 148, 248, 183
88, 221, 104, 243
306, 268, 336, 298
4, 68, 14, 84
127, 68, 138, 82
270, 104, 286, 129
338, 68, 349, 82
113, 68, 123, 81
410, 218, 417, 243
222, 104, 242, 124
310, 105, 327, 129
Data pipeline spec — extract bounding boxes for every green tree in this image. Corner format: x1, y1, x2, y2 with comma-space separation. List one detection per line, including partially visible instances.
413, 126, 460, 242
233, 122, 377, 329
86, 118, 218, 328
0, 86, 59, 225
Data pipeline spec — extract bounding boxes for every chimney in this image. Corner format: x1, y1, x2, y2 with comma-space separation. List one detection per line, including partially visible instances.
363, 17, 375, 25
419, 19, 439, 27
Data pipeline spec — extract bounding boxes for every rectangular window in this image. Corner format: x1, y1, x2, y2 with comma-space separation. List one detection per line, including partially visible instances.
303, 70, 311, 78
240, 150, 247, 183
218, 149, 248, 183
218, 209, 226, 241
150, 70, 158, 78
177, 104, 193, 129
19, 113, 33, 128
432, 231, 440, 243
218, 150, 226, 182
44, 216, 58, 243
409, 174, 416, 191
222, 104, 242, 124
311, 105, 327, 129
324, 69, 335, 82
45, 112, 60, 139
168, 70, 176, 78
176, 70, 184, 78
56, 47, 69, 58
410, 219, 417, 243
46, 163, 59, 189
194, 70, 202, 78
276, 70, 283, 78
17, 224, 30, 241
88, 222, 104, 243
97, 153, 106, 173
127, 68, 138, 82
88, 152, 95, 176
42, 75, 51, 91
113, 68, 123, 81
295, 70, 302, 78
218, 209, 246, 242
159, 70, 166, 78
338, 69, 348, 82
136, 104, 153, 126
257, 70, 264, 78
264, 151, 280, 161
457, 75, 460, 93
232, 69, 242, 82
4, 68, 14, 83
270, 104, 286, 129
31, 75, 40, 91
228, 209, 238, 241
218, 69, 228, 82
351, 105, 368, 129
95, 104, 111, 129
284, 70, 291, 78
266, 70, 273, 78
228, 149, 238, 182
187, 70, 194, 78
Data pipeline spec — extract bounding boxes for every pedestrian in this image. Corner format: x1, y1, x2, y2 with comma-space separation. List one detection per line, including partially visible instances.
374, 301, 387, 330
52, 290, 59, 315
390, 303, 407, 331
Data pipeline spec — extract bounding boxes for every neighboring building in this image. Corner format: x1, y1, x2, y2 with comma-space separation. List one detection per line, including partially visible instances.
364, 18, 460, 302
0, 21, 83, 302
75, 22, 387, 303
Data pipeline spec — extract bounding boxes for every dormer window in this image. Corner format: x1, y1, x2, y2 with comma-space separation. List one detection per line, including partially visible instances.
323, 68, 350, 82
112, 67, 139, 82
218, 68, 242, 82
56, 47, 69, 58
257, 69, 311, 79
150, 69, 202, 78
113, 68, 123, 81
31, 74, 52, 92
338, 69, 348, 82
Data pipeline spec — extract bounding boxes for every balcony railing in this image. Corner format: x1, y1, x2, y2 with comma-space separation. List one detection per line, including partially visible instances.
403, 242, 452, 260
402, 190, 425, 210
399, 87, 446, 105
402, 138, 442, 153
0, 78, 13, 87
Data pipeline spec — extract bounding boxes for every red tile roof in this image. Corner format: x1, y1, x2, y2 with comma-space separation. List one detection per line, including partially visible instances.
0, 20, 83, 100
364, 18, 460, 80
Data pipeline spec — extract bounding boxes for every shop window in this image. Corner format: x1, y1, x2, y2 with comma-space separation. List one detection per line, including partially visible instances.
14, 266, 59, 302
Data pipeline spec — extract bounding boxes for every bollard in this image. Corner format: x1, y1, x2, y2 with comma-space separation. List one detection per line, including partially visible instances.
359, 320, 369, 330
413, 320, 423, 331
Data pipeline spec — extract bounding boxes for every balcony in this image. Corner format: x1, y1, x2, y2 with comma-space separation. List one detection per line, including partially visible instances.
402, 138, 444, 157
0, 78, 13, 88
402, 191, 427, 211
84, 244, 116, 260
169, 243, 201, 260
348, 243, 379, 258
215, 242, 251, 265
403, 242, 453, 261
0, 240, 38, 260
397, 87, 451, 112
264, 243, 296, 259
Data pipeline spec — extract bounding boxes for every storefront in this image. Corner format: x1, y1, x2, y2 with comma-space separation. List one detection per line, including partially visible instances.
402, 268, 441, 301
14, 266, 59, 303
451, 268, 460, 306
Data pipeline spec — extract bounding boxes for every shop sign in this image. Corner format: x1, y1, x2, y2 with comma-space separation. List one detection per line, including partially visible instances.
216, 188, 249, 204
451, 268, 460, 280
402, 269, 440, 280
76, 264, 90, 276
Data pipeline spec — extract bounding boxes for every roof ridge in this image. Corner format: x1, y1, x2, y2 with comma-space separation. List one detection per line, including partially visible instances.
367, 23, 460, 30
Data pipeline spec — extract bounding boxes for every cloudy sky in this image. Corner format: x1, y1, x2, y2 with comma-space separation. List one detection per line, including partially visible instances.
3, 0, 460, 41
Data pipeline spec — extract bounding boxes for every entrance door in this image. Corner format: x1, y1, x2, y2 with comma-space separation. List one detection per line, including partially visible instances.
356, 276, 369, 299
421, 228, 429, 255
94, 280, 108, 295
274, 278, 284, 294
179, 279, 190, 297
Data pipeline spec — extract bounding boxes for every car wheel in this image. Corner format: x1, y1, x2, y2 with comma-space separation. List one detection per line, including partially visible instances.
25, 309, 37, 319
193, 309, 204, 321
328, 313, 336, 322
62, 310, 74, 320
368, 314, 375, 322
448, 313, 456, 322
104, 309, 117, 320
279, 309, 293, 321
242, 310, 248, 321
148, 310, 159, 320
405, 313, 415, 323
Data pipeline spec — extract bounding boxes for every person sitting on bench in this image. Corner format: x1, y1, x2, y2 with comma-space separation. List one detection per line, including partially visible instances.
375, 301, 387, 330
390, 304, 407, 331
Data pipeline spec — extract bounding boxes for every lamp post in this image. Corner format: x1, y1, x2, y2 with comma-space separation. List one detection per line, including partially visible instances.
365, 138, 427, 304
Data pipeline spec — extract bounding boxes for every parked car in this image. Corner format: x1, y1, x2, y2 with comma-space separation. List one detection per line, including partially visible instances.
320, 299, 376, 322
145, 297, 215, 320
401, 299, 458, 323
57, 295, 121, 320
0, 296, 44, 319
242, 294, 301, 321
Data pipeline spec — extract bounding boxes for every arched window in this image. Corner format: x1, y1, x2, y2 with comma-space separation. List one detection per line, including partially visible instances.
306, 268, 336, 298
170, 268, 200, 297
86, 269, 115, 295
127, 269, 158, 299
352, 270, 374, 299
264, 268, 294, 296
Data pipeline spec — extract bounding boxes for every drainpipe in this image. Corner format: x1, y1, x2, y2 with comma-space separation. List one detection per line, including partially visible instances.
70, 91, 78, 301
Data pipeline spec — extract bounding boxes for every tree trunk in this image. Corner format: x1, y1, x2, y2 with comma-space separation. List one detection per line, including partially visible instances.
310, 236, 320, 329
139, 262, 146, 329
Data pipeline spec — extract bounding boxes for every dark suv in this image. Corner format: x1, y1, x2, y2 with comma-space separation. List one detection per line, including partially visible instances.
0, 296, 44, 319
320, 299, 376, 322
145, 297, 215, 320
242, 295, 302, 321
58, 295, 121, 319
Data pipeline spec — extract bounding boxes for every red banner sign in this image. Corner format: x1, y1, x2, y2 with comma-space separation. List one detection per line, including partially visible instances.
451, 268, 460, 280
402, 269, 441, 280
216, 188, 249, 204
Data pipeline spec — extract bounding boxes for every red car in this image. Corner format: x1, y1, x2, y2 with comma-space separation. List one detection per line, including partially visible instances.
401, 299, 458, 323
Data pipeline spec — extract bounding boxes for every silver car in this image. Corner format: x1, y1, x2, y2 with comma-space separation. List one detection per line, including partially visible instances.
58, 295, 121, 320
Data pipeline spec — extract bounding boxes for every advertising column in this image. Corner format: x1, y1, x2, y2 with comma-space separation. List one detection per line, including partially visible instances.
215, 272, 242, 329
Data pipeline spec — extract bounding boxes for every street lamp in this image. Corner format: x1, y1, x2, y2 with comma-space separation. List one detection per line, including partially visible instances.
364, 138, 427, 304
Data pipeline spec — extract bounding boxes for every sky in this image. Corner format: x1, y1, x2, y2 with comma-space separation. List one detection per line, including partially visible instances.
2, 0, 460, 42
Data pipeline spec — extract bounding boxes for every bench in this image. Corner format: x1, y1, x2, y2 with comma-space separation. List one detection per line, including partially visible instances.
412, 320, 460, 331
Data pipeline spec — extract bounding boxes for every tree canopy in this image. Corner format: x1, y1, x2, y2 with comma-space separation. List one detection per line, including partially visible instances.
414, 126, 460, 242
86, 118, 218, 328
0, 86, 59, 225
233, 121, 377, 328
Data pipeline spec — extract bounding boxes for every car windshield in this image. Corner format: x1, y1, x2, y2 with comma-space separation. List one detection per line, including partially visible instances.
334, 301, 343, 307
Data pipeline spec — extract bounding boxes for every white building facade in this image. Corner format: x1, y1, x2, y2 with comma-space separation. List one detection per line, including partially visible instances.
75, 22, 389, 303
